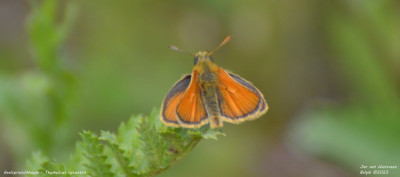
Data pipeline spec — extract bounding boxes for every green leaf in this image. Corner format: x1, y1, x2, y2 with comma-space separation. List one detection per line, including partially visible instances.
79, 131, 113, 177
26, 151, 49, 173
26, 110, 224, 177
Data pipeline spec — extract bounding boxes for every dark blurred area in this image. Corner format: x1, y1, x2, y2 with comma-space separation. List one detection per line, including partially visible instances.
0, 0, 399, 176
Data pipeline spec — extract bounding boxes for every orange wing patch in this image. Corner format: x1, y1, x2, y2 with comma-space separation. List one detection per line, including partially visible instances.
228, 72, 268, 115
163, 92, 185, 125
217, 68, 265, 123
176, 71, 209, 128
161, 75, 191, 127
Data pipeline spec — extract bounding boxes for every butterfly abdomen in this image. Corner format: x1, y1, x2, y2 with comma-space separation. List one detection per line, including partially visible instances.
199, 71, 223, 128
200, 81, 219, 112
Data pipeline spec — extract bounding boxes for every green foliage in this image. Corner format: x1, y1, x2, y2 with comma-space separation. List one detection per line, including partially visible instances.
79, 131, 113, 177
291, 1, 400, 175
0, 0, 78, 169
27, 109, 224, 177
26, 151, 70, 177
27, 0, 77, 73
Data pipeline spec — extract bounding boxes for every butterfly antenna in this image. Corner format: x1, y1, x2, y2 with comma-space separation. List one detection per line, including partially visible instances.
168, 45, 194, 56
208, 35, 231, 56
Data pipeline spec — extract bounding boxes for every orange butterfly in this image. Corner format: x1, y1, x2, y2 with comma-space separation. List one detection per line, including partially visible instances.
161, 36, 268, 129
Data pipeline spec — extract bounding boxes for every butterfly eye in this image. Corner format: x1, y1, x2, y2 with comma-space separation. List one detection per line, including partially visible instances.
209, 57, 214, 62
194, 57, 199, 65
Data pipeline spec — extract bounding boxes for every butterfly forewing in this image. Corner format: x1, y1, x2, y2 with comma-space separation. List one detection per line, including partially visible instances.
161, 75, 191, 126
176, 71, 209, 127
228, 73, 268, 114
216, 68, 267, 123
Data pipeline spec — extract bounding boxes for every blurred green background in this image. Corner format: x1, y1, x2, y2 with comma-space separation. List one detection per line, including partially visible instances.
0, 0, 399, 176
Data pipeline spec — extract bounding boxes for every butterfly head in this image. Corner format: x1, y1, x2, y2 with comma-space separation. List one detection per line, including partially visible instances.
194, 51, 214, 65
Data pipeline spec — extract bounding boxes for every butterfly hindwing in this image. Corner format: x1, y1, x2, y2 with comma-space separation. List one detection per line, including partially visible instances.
160, 75, 191, 127
216, 68, 268, 123
176, 70, 209, 128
